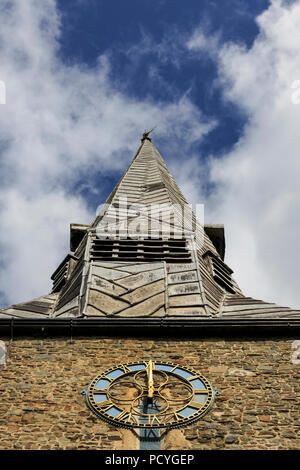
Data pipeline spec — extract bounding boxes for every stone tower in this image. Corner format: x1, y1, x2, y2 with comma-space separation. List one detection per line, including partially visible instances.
0, 135, 300, 450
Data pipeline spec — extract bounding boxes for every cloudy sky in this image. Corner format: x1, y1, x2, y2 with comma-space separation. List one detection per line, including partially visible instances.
0, 0, 299, 309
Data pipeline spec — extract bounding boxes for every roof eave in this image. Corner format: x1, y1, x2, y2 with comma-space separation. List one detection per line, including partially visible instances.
1, 317, 300, 337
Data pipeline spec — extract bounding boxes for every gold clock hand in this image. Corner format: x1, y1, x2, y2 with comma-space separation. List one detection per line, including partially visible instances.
146, 360, 154, 400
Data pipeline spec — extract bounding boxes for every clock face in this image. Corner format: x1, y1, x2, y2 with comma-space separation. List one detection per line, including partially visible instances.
85, 361, 215, 429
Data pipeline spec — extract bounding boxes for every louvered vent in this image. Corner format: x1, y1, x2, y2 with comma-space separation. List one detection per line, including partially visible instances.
90, 237, 192, 263
51, 262, 69, 293
211, 257, 235, 294
55, 256, 84, 311
203, 251, 236, 294
51, 254, 78, 293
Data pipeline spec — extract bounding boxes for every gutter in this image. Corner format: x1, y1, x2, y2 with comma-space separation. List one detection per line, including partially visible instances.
0, 318, 300, 337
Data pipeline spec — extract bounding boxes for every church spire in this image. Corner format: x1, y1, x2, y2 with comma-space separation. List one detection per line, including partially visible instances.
2, 135, 299, 323
55, 135, 241, 319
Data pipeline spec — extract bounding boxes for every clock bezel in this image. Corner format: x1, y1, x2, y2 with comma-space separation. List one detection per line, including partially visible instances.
85, 360, 215, 429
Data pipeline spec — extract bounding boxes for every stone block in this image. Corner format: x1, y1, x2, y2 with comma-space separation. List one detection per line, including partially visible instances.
227, 369, 256, 377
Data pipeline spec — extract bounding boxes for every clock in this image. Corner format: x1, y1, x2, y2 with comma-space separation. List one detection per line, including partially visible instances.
83, 360, 216, 429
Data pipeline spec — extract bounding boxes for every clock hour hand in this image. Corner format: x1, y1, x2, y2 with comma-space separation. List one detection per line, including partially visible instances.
146, 360, 154, 403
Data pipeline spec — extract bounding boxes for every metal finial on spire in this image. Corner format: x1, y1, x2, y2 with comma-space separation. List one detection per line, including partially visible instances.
141, 127, 156, 142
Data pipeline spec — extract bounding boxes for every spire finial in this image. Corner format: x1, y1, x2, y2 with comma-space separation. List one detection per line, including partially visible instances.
141, 127, 156, 142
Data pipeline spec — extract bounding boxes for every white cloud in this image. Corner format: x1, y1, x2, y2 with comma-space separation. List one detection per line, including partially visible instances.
187, 28, 220, 59
0, 0, 215, 307
187, 0, 300, 309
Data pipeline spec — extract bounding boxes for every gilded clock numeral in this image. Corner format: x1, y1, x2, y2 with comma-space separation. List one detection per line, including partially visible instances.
148, 414, 161, 425
187, 375, 197, 382
119, 364, 131, 373
97, 399, 113, 410
189, 401, 204, 410
117, 410, 132, 422
93, 389, 108, 394
193, 389, 208, 394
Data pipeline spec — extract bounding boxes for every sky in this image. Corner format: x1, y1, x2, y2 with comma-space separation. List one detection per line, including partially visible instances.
0, 0, 299, 309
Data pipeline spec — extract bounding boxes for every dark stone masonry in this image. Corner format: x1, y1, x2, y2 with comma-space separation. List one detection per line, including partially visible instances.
0, 335, 299, 450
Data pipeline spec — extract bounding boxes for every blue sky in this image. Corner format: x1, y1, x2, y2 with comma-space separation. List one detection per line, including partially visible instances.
55, 0, 269, 206
58, 1, 265, 156
0, 0, 299, 310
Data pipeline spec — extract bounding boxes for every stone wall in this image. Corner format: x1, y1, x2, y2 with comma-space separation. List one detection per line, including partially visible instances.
0, 335, 299, 450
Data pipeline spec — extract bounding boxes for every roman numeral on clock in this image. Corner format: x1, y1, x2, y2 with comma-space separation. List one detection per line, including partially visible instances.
189, 401, 204, 410
119, 364, 131, 373
173, 412, 182, 422
117, 410, 134, 422
97, 400, 113, 410
148, 414, 161, 425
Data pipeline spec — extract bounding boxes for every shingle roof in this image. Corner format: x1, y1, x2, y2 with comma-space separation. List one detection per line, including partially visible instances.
0, 294, 58, 319
1, 136, 299, 322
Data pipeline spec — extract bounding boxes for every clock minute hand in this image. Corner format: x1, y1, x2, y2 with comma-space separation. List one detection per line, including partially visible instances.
146, 360, 154, 400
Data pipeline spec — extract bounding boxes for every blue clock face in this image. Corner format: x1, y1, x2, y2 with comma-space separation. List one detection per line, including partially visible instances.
84, 361, 215, 429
